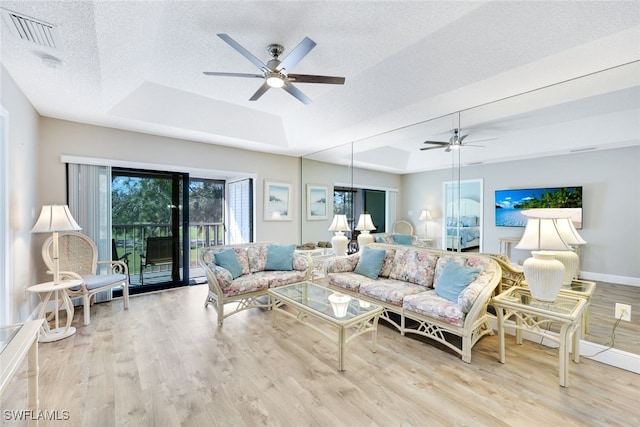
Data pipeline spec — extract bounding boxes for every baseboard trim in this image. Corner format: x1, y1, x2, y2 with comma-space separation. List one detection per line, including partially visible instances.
488, 318, 639, 374
579, 271, 640, 287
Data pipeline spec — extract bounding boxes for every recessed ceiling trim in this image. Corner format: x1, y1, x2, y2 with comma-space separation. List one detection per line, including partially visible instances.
1, 8, 58, 48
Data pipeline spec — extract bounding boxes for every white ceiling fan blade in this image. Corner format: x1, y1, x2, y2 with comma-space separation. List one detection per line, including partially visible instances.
276, 37, 316, 72
283, 83, 312, 105
217, 33, 267, 71
203, 72, 263, 78
249, 82, 271, 101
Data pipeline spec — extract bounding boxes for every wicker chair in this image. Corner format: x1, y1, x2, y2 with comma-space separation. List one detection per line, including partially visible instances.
42, 232, 130, 326
485, 253, 525, 295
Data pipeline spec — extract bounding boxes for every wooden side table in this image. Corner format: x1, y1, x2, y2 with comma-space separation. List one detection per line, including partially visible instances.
0, 319, 44, 416
28, 279, 82, 342
493, 287, 587, 387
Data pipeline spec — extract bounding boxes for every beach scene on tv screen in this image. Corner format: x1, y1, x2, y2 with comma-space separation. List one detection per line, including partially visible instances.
495, 187, 582, 228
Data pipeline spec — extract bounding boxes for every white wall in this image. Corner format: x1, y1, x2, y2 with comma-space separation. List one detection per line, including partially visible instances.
1, 65, 41, 323
402, 146, 640, 282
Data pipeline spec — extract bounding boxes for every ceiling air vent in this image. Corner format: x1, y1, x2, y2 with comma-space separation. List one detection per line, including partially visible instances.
1, 8, 58, 48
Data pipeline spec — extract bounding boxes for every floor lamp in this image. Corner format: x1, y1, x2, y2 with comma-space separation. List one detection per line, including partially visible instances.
419, 209, 432, 239
31, 205, 82, 334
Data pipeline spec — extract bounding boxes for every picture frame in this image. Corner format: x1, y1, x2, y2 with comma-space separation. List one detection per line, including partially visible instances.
306, 185, 328, 220
264, 180, 292, 221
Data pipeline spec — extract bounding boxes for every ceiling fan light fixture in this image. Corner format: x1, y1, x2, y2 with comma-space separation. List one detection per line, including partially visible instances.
266, 73, 285, 88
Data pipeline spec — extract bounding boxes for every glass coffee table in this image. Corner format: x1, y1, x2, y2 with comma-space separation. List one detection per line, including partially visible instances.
268, 281, 382, 371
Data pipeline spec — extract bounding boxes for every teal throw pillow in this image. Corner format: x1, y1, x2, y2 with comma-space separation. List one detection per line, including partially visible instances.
392, 233, 413, 245
265, 244, 295, 271
435, 261, 481, 302
214, 249, 243, 279
354, 246, 386, 279
375, 235, 385, 243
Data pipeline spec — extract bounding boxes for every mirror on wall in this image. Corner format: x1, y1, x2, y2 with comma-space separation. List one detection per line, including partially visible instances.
443, 178, 483, 253
300, 62, 639, 359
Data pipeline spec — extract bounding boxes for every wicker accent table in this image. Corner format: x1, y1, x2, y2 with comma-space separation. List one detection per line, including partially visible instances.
27, 279, 82, 342
268, 281, 382, 371
493, 287, 587, 387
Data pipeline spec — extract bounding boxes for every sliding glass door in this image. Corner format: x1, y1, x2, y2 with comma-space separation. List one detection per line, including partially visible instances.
111, 168, 189, 293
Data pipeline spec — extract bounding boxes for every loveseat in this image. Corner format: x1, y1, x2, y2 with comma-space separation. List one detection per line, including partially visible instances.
323, 243, 501, 363
200, 243, 313, 326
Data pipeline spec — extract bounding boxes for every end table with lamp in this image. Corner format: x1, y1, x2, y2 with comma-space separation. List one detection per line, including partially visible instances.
492, 286, 587, 387
28, 279, 82, 342
30, 204, 82, 342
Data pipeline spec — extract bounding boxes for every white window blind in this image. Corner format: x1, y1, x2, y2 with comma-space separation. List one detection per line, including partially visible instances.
227, 179, 252, 244
67, 163, 112, 301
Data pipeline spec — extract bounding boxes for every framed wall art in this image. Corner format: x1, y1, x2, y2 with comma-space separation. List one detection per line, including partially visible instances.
264, 180, 292, 221
307, 185, 328, 220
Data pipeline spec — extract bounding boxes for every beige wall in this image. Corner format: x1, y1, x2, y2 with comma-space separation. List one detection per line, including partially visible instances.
1, 66, 41, 323
38, 118, 301, 248
301, 158, 402, 244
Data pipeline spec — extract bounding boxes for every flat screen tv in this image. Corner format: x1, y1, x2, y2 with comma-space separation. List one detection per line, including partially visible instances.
495, 186, 583, 229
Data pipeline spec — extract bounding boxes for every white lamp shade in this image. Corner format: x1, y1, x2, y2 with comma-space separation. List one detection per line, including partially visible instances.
418, 210, 432, 221
515, 217, 570, 251
328, 214, 351, 232
554, 217, 586, 245
355, 213, 376, 231
31, 205, 81, 233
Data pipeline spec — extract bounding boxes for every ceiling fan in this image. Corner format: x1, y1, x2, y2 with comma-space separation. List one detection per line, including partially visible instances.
420, 128, 495, 152
203, 33, 345, 105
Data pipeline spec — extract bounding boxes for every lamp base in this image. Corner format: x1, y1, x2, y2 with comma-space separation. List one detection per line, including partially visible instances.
357, 231, 374, 249
523, 251, 566, 302
331, 232, 349, 256
553, 250, 580, 285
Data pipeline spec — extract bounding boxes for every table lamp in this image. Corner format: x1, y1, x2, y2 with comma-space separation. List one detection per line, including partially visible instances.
520, 209, 586, 286
355, 213, 376, 249
515, 214, 570, 301
328, 214, 350, 256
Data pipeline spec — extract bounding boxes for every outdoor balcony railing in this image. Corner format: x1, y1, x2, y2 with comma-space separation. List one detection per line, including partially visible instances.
112, 222, 223, 285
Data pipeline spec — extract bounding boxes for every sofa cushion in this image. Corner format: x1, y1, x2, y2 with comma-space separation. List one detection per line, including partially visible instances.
434, 261, 481, 302
354, 246, 386, 279
389, 248, 438, 287
403, 290, 465, 327
392, 233, 413, 245
378, 248, 397, 278
359, 279, 426, 306
434, 255, 496, 312
222, 274, 269, 297
248, 245, 268, 272
265, 244, 295, 271
214, 249, 244, 279
327, 272, 371, 292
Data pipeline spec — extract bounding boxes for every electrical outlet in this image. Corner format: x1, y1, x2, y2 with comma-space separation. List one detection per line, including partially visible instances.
615, 303, 631, 321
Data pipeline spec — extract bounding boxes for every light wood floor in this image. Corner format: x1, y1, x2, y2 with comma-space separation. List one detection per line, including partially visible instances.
585, 281, 639, 354
2, 284, 638, 427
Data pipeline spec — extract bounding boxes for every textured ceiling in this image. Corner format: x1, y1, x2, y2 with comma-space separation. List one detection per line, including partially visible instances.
1, 1, 639, 173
